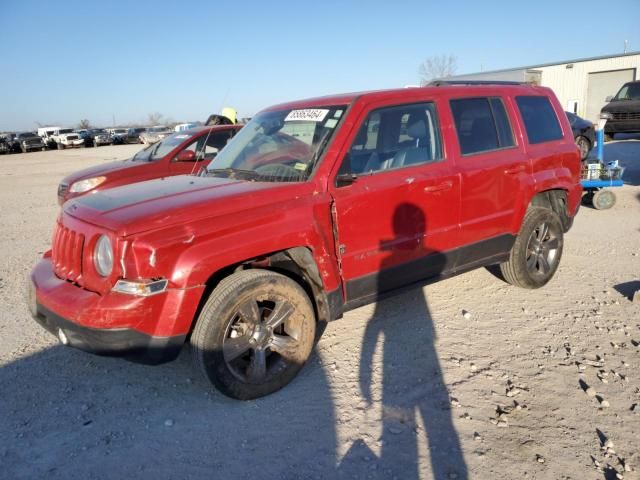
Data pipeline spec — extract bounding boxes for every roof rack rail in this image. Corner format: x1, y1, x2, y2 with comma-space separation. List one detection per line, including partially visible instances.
428, 80, 524, 86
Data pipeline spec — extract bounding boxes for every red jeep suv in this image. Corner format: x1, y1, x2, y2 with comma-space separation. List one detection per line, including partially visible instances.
29, 83, 582, 399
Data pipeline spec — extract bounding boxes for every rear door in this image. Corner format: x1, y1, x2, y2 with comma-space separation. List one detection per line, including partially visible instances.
329, 99, 461, 305
449, 96, 529, 258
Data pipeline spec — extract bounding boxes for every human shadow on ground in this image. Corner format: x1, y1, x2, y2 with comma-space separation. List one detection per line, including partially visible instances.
339, 203, 468, 479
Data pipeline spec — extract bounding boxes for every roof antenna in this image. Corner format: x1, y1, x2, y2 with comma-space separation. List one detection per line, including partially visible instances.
623, 40, 628, 54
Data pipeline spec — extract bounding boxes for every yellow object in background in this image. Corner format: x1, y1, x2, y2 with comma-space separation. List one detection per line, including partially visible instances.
221, 107, 237, 124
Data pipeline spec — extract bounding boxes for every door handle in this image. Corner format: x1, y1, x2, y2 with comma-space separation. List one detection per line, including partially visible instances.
504, 165, 526, 175
423, 180, 453, 193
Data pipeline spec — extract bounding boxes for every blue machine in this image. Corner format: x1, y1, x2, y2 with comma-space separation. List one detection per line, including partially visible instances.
580, 126, 623, 210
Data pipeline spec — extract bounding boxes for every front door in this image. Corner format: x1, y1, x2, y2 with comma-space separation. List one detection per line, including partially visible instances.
329, 100, 461, 305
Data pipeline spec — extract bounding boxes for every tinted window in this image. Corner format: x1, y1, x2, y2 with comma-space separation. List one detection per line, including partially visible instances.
490, 98, 514, 148
345, 102, 442, 175
450, 97, 514, 155
516, 96, 563, 144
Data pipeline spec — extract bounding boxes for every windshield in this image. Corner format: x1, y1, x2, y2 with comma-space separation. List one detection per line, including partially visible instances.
133, 132, 192, 161
614, 83, 640, 101
59, 129, 73, 134
113, 129, 127, 134
205, 105, 346, 182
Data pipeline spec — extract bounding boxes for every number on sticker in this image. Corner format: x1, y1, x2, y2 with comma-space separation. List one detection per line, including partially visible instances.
285, 109, 329, 122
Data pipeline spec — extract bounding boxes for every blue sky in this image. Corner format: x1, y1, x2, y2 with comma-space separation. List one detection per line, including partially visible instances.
1, 0, 639, 131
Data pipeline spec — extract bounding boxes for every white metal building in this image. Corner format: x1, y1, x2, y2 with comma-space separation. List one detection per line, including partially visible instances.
445, 52, 640, 122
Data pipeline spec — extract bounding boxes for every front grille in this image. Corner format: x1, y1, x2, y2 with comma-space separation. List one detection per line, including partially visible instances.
26, 139, 41, 145
67, 135, 79, 141
58, 183, 68, 197
611, 111, 640, 121
51, 225, 85, 283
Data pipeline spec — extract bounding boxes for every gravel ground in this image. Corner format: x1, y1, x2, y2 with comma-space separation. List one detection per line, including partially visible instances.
0, 142, 639, 480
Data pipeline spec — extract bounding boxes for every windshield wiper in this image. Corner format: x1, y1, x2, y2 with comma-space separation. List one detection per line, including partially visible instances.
205, 168, 263, 181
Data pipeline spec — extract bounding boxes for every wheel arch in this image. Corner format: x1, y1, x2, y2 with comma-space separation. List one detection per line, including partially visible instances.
528, 189, 573, 232
188, 246, 343, 338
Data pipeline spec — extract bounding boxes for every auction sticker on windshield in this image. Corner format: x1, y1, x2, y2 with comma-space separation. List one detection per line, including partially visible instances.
285, 109, 329, 122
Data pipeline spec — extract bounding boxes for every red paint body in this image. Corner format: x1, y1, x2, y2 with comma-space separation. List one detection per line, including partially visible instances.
31, 84, 582, 358
58, 125, 242, 205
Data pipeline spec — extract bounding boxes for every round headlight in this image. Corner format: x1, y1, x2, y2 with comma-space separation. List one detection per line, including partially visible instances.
94, 235, 113, 277
69, 176, 106, 193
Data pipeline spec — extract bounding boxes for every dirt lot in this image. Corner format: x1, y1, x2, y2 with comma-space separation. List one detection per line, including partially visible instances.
0, 142, 639, 480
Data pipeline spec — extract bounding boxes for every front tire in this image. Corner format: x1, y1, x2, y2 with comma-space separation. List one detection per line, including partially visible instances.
499, 207, 564, 289
191, 269, 316, 400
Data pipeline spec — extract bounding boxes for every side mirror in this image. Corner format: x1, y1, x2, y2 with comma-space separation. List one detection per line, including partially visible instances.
175, 150, 196, 162
336, 173, 358, 188
605, 96, 613, 102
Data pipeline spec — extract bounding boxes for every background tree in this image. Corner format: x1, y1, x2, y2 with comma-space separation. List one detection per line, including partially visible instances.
78, 119, 91, 129
419, 54, 458, 86
147, 112, 164, 126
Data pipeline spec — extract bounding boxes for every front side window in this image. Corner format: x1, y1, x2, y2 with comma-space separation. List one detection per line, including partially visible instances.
450, 97, 514, 155
182, 131, 234, 161
344, 102, 442, 175
516, 96, 563, 144
204, 105, 347, 182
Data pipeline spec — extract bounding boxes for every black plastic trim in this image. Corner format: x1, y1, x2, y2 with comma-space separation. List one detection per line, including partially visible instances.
343, 234, 515, 310
31, 303, 186, 365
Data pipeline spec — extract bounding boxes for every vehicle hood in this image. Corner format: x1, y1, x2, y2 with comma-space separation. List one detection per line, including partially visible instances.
601, 100, 640, 113
60, 159, 143, 186
63, 174, 301, 236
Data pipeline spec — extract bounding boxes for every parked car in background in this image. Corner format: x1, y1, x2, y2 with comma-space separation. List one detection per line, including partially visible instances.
39, 127, 84, 149
3, 133, 20, 153
31, 83, 581, 399
565, 112, 595, 160
139, 125, 172, 145
600, 80, 640, 141
127, 127, 147, 143
92, 129, 112, 147
0, 136, 10, 154
15, 132, 46, 153
57, 125, 242, 204
175, 123, 199, 132
108, 128, 130, 145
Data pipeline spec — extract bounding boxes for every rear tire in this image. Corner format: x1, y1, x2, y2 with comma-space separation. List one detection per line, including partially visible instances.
575, 135, 591, 160
499, 207, 564, 289
191, 269, 316, 400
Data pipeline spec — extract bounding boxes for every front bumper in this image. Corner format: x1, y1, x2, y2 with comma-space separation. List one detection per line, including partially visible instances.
29, 257, 204, 364
605, 120, 640, 134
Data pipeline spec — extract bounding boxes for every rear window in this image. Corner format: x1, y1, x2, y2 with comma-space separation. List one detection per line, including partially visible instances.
450, 97, 514, 155
515, 96, 563, 144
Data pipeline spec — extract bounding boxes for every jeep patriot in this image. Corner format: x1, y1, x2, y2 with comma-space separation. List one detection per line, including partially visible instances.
29, 84, 582, 399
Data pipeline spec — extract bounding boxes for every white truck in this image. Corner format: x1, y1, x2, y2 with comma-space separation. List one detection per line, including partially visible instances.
38, 127, 85, 149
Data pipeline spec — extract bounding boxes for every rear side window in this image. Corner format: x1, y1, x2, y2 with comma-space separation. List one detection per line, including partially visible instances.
515, 96, 563, 144
450, 97, 514, 155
